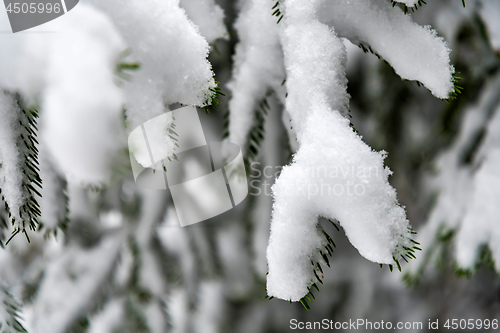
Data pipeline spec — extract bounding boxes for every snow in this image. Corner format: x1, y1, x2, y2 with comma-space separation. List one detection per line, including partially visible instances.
279, 20, 349, 142
317, 0, 455, 99
38, 147, 68, 231
1, 0, 219, 184
87, 0, 217, 129
29, 233, 123, 333
143, 301, 167, 333
226, 0, 285, 148
266, 0, 416, 301
0, 92, 23, 227
456, 149, 500, 269
180, 0, 227, 43
393, 0, 420, 6
456, 102, 500, 269
267, 108, 412, 300
0, 4, 126, 184
216, 224, 253, 295
479, 0, 500, 51
408, 74, 500, 275
157, 209, 195, 281
128, 111, 176, 171
192, 282, 224, 333
88, 299, 124, 333
41, 5, 125, 184
167, 289, 189, 333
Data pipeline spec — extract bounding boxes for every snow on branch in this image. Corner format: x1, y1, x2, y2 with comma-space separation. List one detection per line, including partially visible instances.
0, 284, 28, 333
88, 0, 218, 129
180, 0, 228, 43
317, 0, 455, 99
1, 0, 221, 185
265, 0, 453, 304
480, 0, 500, 52
393, 0, 421, 5
226, 0, 285, 149
0, 92, 41, 241
406, 74, 500, 282
41, 6, 126, 184
0, 4, 127, 185
29, 233, 123, 333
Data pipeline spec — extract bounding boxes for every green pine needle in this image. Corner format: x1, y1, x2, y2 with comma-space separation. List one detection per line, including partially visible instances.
243, 95, 271, 171
115, 49, 141, 82
272, 1, 284, 24
203, 80, 225, 114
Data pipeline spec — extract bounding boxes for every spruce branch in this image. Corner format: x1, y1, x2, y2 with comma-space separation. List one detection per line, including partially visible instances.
203, 80, 225, 114
244, 95, 271, 171
296, 220, 420, 310
357, 42, 463, 102
39, 173, 70, 238
0, 94, 42, 244
296, 219, 337, 311
0, 285, 28, 333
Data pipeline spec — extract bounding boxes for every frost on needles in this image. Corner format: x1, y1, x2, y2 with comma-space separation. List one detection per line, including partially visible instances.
261, 0, 455, 302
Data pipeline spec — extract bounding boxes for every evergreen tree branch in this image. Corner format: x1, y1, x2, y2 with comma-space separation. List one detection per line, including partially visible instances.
0, 285, 28, 333
0, 93, 42, 244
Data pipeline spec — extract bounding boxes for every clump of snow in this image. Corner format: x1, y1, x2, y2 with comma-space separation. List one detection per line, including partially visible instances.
266, 0, 416, 302
317, 0, 455, 99
0, 92, 24, 226
267, 107, 411, 300
226, 0, 285, 148
180, 0, 227, 43
1, 0, 219, 184
0, 4, 126, 184
279, 20, 349, 142
41, 5, 126, 184
87, 0, 217, 129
